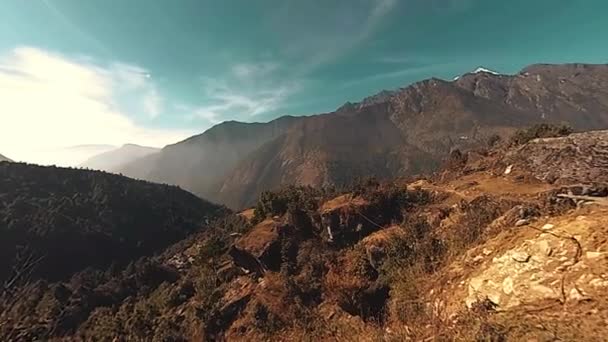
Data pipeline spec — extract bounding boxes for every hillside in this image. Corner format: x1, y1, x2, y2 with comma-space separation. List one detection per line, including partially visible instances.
0, 154, 12, 162
120, 63, 608, 209
2, 127, 607, 340
118, 116, 303, 196
80, 144, 160, 172
0, 162, 226, 284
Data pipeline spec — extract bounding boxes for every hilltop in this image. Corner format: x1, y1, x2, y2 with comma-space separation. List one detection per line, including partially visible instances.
0, 154, 12, 162
80, 144, 160, 173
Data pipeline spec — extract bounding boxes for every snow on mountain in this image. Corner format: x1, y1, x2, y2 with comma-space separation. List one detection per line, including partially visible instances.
453, 66, 500, 80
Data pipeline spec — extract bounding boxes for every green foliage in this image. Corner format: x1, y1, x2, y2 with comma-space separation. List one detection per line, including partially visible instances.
199, 235, 226, 261
349, 176, 381, 197
0, 162, 226, 283
510, 123, 573, 146
193, 264, 222, 323
252, 186, 328, 223
487, 134, 502, 148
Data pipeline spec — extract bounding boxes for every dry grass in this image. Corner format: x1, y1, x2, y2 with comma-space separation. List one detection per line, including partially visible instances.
320, 194, 369, 214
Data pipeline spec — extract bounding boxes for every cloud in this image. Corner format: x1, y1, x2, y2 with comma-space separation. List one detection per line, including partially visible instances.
365, 0, 398, 40
339, 62, 458, 88
272, 0, 399, 74
232, 62, 279, 80
0, 47, 194, 166
376, 56, 417, 64
187, 62, 300, 125
142, 88, 163, 119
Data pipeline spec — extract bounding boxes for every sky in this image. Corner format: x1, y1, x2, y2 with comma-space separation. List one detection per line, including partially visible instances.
1, 0, 607, 166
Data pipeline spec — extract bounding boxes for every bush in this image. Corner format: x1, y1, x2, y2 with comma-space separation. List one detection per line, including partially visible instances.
252, 186, 326, 223
487, 134, 502, 148
510, 123, 573, 146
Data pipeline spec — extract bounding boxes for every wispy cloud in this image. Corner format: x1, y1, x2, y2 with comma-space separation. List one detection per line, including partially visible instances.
339, 62, 458, 88
142, 88, 163, 119
186, 61, 301, 125
364, 0, 398, 40
271, 0, 399, 75
41, 0, 110, 55
232, 62, 279, 80
105, 62, 164, 119
0, 47, 194, 166
376, 55, 417, 64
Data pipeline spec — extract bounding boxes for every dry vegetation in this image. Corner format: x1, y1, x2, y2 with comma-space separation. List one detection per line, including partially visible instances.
2, 125, 607, 341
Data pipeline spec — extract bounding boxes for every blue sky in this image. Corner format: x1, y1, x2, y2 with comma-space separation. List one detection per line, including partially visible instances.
1, 0, 607, 165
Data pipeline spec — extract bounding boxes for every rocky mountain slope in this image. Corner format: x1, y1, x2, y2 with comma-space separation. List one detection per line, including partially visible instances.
3, 127, 607, 341
0, 162, 226, 284
119, 116, 303, 200
120, 63, 608, 209
80, 144, 160, 172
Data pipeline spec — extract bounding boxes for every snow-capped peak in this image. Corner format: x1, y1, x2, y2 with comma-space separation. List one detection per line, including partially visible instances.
453, 66, 500, 80
471, 67, 499, 75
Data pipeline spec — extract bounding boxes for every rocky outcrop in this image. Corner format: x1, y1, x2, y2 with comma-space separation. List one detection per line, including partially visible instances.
206, 276, 257, 340
464, 211, 608, 309
230, 219, 300, 275
502, 130, 608, 184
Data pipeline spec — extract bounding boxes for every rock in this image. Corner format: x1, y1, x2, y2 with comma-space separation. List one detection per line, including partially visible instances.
529, 284, 560, 300
589, 278, 608, 288
232, 219, 298, 272
229, 246, 266, 276
586, 251, 604, 259
502, 277, 514, 295
515, 219, 530, 227
502, 131, 608, 184
504, 164, 513, 175
568, 287, 587, 302
537, 240, 552, 256
511, 251, 531, 263
206, 277, 256, 340
469, 277, 484, 292
217, 260, 245, 282
472, 254, 485, 262
542, 223, 555, 230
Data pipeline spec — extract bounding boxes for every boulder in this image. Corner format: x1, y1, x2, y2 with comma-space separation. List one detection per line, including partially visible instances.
231, 219, 298, 274
206, 276, 256, 340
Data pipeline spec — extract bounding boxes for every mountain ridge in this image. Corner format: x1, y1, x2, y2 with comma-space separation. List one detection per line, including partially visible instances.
119, 63, 608, 208
80, 144, 160, 172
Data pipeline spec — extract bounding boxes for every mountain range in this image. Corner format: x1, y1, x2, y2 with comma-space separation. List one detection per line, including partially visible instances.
80, 144, 160, 173
3, 62, 608, 340
93, 63, 608, 209
0, 154, 11, 162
